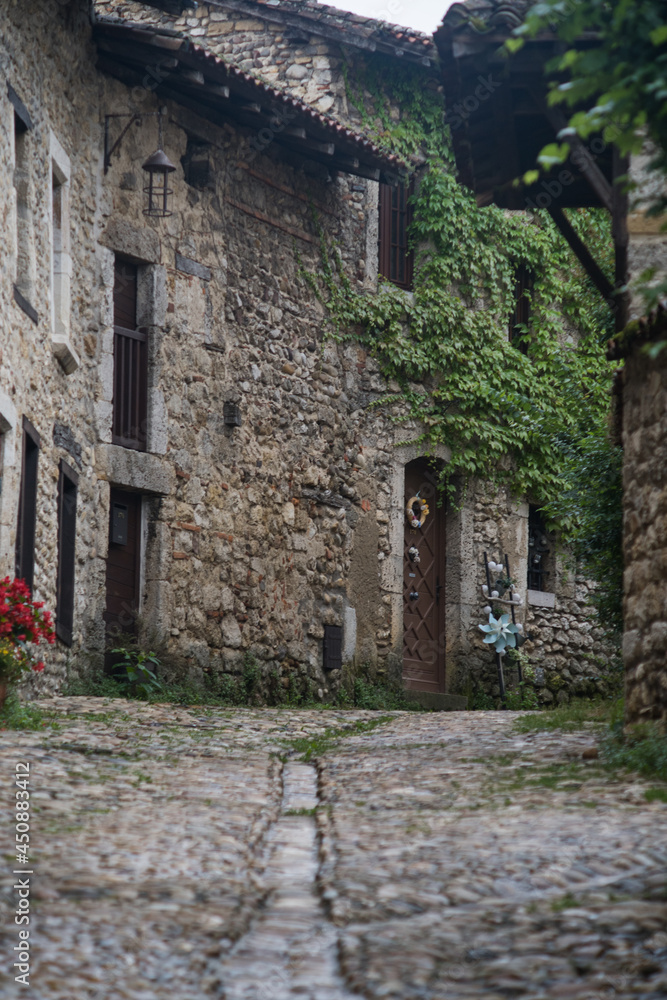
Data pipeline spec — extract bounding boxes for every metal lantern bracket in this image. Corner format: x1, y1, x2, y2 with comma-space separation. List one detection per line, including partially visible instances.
103, 109, 166, 174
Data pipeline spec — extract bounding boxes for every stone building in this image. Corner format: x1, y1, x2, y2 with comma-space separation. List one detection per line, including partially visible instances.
437, 0, 667, 723
0, 0, 611, 707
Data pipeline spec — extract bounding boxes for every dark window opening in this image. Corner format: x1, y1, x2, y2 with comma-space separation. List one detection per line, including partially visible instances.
182, 140, 213, 190
15, 417, 41, 594
56, 460, 78, 646
510, 263, 534, 352
378, 181, 414, 289
113, 257, 147, 451
323, 625, 343, 672
528, 505, 552, 592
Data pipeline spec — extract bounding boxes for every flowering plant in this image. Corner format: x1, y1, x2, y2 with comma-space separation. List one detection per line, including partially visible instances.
478, 612, 520, 654
0, 577, 55, 684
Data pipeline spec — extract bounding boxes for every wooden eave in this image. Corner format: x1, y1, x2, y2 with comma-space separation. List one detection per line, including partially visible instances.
435, 23, 612, 210
93, 20, 407, 184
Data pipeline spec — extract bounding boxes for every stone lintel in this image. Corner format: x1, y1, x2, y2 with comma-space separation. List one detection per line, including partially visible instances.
527, 589, 556, 608
175, 252, 212, 281
97, 444, 175, 495
100, 218, 161, 264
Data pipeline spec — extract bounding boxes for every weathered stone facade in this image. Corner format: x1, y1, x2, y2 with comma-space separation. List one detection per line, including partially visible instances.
612, 315, 667, 727
610, 152, 667, 727
0, 0, 610, 706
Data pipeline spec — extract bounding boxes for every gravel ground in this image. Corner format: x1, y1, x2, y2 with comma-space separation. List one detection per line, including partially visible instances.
0, 698, 665, 999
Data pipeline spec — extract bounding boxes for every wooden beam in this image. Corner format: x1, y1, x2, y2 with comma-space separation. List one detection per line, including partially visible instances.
285, 127, 307, 140
545, 106, 613, 212
548, 206, 614, 303
612, 147, 630, 331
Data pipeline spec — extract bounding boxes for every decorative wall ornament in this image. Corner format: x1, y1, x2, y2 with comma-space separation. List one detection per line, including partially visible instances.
480, 551, 526, 705
406, 495, 429, 529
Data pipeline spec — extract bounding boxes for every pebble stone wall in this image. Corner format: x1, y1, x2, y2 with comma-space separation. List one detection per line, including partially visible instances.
621, 344, 667, 726
0, 0, 616, 706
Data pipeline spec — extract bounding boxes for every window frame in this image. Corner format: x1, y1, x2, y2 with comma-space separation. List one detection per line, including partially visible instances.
56, 459, 79, 646
378, 179, 414, 290
15, 416, 41, 594
112, 257, 148, 452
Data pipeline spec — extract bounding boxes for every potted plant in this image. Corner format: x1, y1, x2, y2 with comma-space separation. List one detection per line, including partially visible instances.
0, 577, 55, 708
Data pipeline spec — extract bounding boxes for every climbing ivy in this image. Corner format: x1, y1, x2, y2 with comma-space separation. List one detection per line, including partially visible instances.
306, 55, 617, 510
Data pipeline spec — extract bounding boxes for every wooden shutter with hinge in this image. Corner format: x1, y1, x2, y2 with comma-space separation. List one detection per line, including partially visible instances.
56, 459, 78, 646
15, 416, 40, 593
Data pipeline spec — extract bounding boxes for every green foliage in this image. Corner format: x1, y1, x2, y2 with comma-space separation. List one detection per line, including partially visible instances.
0, 692, 60, 731
542, 429, 624, 635
110, 647, 162, 699
344, 676, 418, 711
513, 696, 623, 733
513, 0, 667, 307
282, 715, 394, 762
309, 56, 617, 511
645, 787, 667, 803
601, 721, 667, 783
505, 681, 540, 711
515, 0, 667, 182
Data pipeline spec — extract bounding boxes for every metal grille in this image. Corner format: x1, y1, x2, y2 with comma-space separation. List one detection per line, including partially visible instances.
112, 259, 147, 451
528, 505, 550, 591
379, 181, 414, 289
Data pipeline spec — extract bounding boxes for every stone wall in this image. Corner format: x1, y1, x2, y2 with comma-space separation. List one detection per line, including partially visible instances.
0, 0, 109, 693
0, 0, 610, 706
621, 344, 667, 726
445, 481, 617, 707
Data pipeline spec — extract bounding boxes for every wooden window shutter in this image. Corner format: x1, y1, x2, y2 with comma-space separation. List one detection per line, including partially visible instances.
378, 180, 414, 290
112, 258, 148, 451
56, 459, 78, 646
15, 416, 40, 594
323, 625, 343, 672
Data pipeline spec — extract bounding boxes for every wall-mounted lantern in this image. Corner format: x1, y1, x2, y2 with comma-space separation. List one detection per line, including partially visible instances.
224, 401, 242, 427
142, 147, 176, 218
104, 108, 176, 217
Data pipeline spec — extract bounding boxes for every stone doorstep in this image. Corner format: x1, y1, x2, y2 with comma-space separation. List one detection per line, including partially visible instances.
403, 691, 468, 712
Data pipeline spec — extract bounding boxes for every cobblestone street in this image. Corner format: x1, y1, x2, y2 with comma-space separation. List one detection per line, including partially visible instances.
1, 699, 666, 999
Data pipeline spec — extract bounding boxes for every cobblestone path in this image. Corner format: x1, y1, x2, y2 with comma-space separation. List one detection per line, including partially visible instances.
1, 698, 666, 999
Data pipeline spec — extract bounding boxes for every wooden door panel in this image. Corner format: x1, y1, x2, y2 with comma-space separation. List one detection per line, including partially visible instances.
104, 489, 141, 664
402, 460, 446, 693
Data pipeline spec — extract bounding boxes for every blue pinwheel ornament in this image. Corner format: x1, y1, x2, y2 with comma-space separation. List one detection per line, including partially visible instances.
479, 612, 520, 653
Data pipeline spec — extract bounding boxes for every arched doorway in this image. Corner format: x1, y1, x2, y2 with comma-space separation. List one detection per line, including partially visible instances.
403, 458, 446, 693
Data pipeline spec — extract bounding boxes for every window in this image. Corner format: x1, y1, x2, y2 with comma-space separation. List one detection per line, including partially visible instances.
113, 258, 148, 451
378, 180, 414, 289
56, 460, 78, 646
15, 417, 41, 594
509, 264, 534, 352
51, 134, 71, 344
12, 91, 38, 324
527, 505, 552, 592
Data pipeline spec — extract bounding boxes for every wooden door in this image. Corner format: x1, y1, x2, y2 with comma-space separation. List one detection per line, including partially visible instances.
402, 459, 446, 692
104, 489, 142, 665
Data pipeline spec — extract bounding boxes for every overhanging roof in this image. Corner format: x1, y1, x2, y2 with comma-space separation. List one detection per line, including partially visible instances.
93, 18, 407, 183
97, 0, 439, 66
434, 0, 611, 210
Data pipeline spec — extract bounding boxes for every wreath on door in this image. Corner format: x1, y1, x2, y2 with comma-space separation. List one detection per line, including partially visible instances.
406, 496, 429, 529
